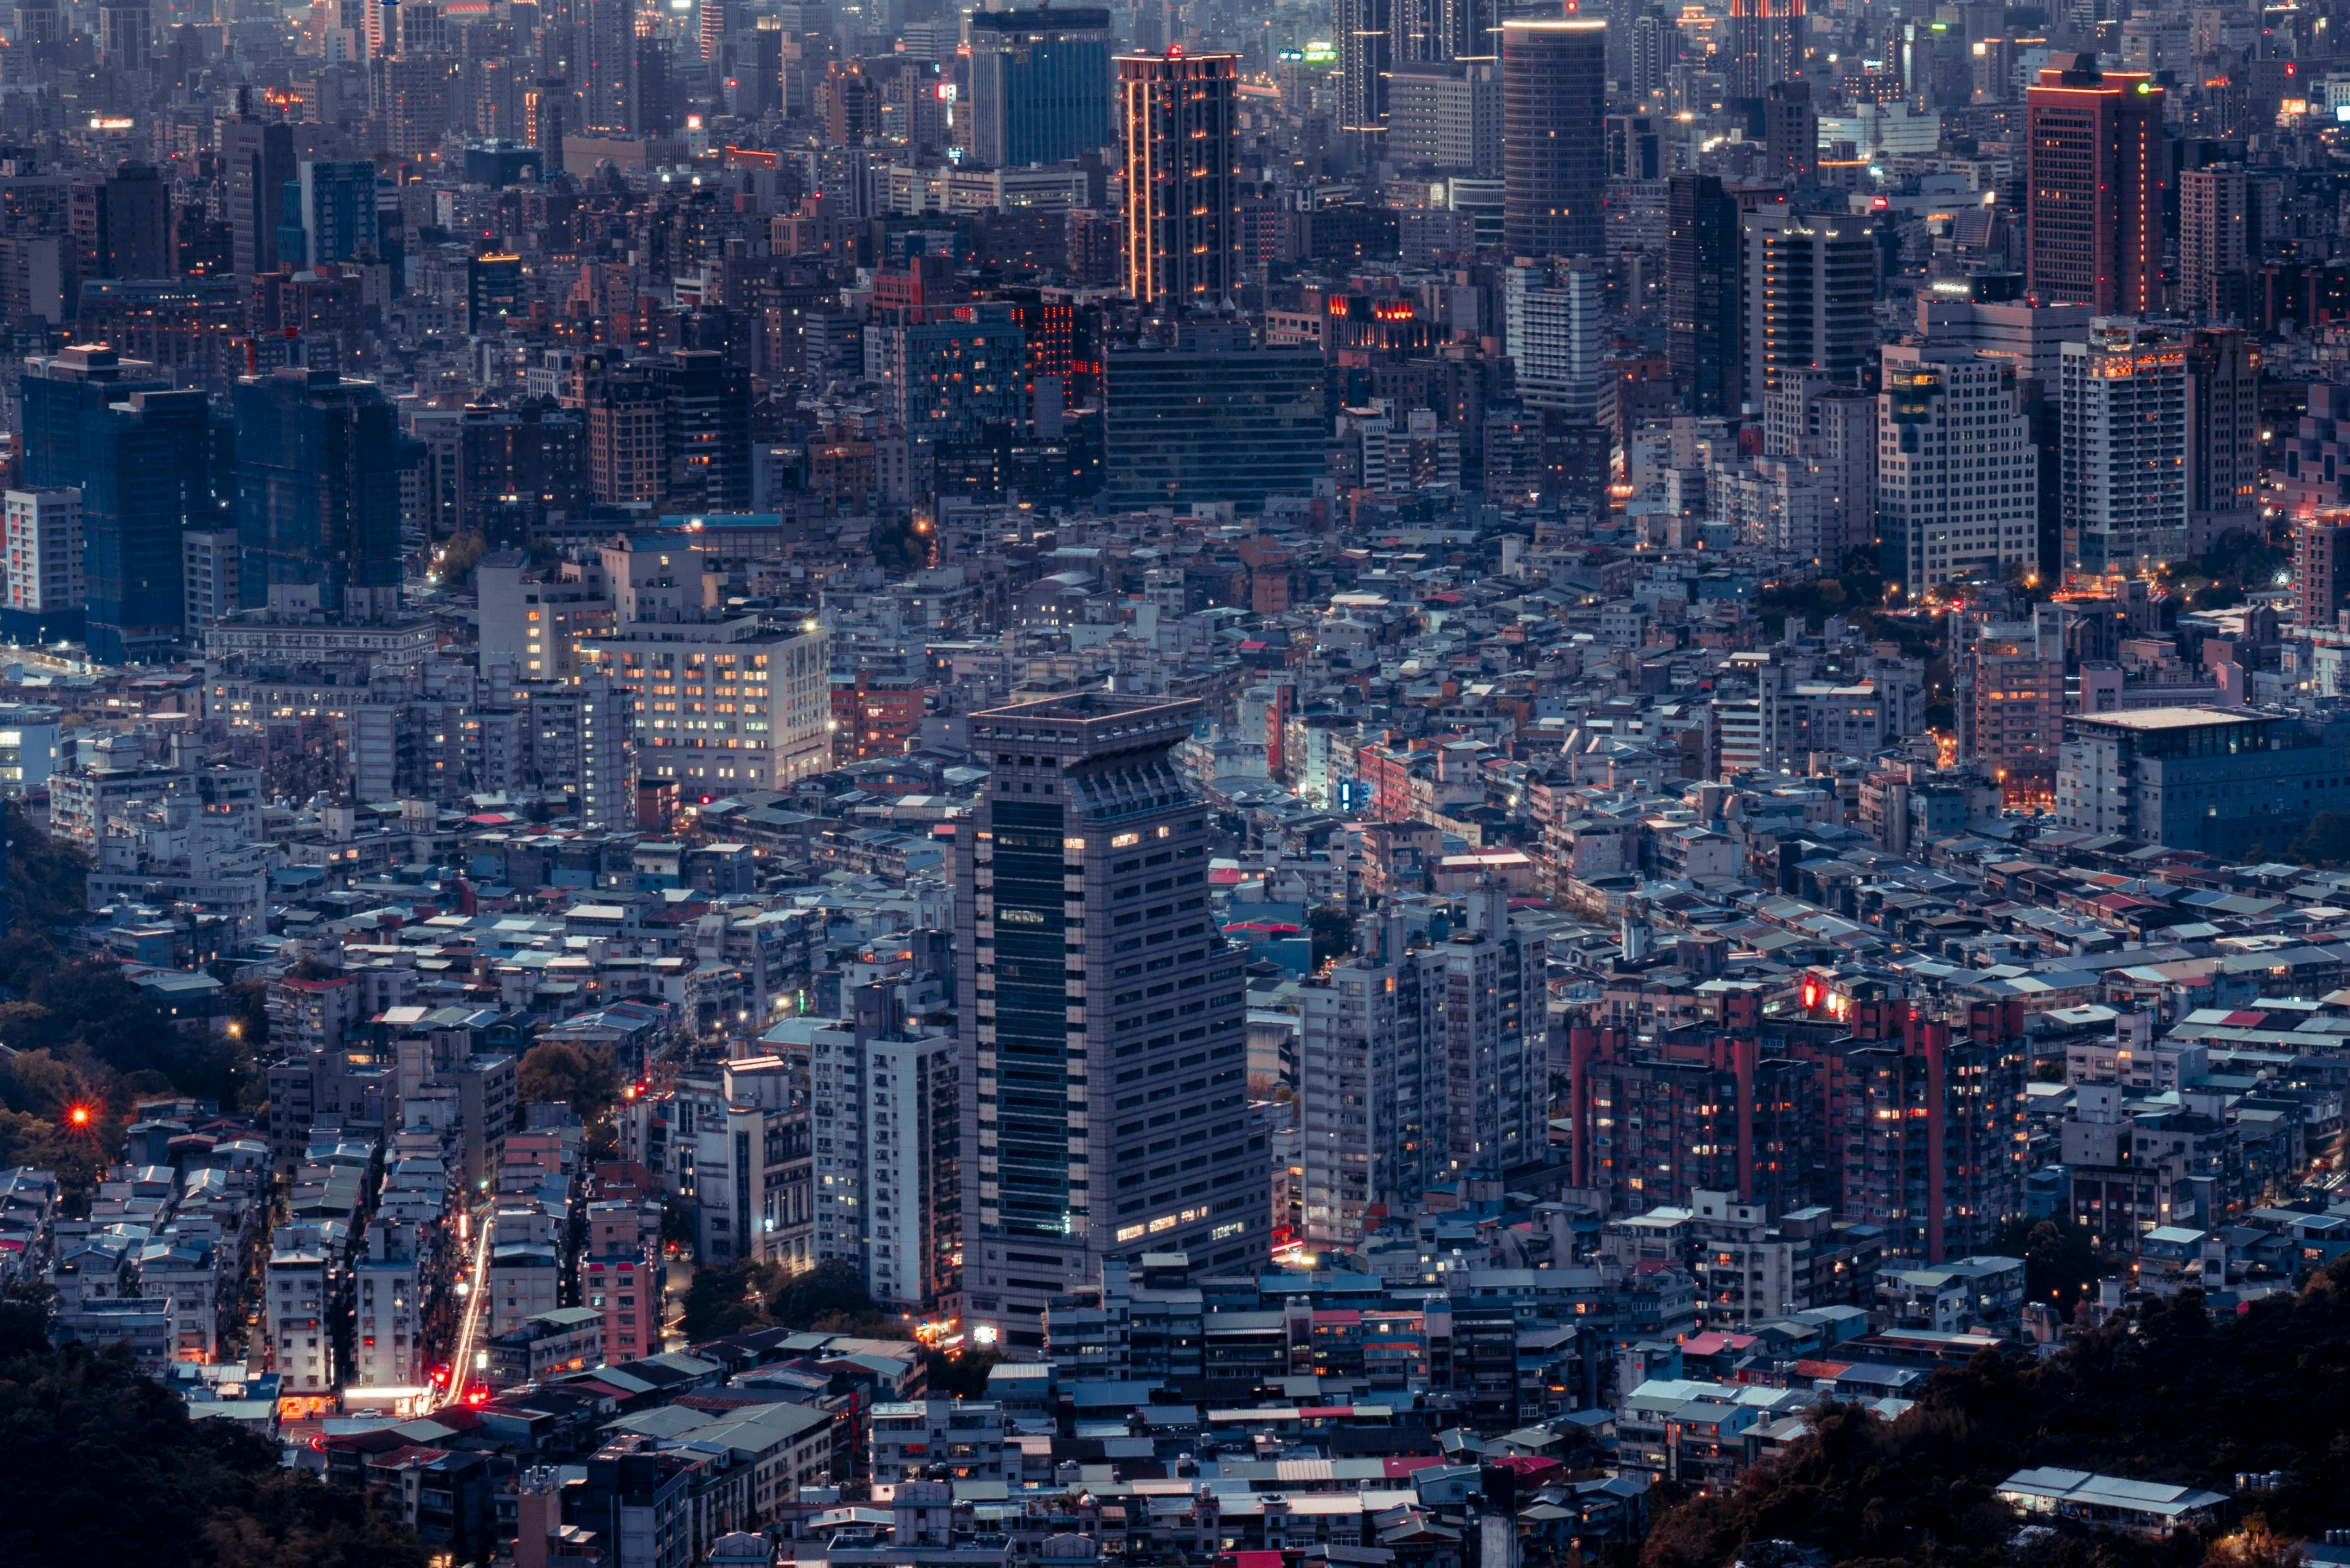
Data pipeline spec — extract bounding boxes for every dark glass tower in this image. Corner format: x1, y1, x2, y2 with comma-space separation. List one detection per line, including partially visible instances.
956, 695, 1268, 1354
1500, 19, 1606, 262
234, 367, 404, 617
965, 7, 1112, 168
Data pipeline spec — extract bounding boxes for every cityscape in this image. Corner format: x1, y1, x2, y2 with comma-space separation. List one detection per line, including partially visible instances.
8, 0, 2350, 1567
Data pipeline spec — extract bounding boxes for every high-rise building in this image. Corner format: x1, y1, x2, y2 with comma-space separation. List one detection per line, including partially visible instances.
21, 345, 226, 662
70, 162, 169, 281
1742, 206, 1876, 412
1629, 13, 1675, 99
1117, 50, 1240, 307
2025, 55, 2164, 315
1763, 79, 1817, 183
1298, 919, 1445, 1249
234, 367, 404, 618
1877, 342, 2040, 598
581, 1196, 661, 1364
1841, 1010, 2028, 1260
1337, 0, 1393, 165
1727, 0, 1803, 99
1500, 20, 1605, 262
1387, 56, 1502, 176
966, 7, 1113, 168
350, 1219, 423, 1390
2061, 317, 2187, 575
2179, 164, 2248, 323
219, 113, 297, 276
660, 348, 752, 513
2185, 325, 2259, 556
1667, 174, 1744, 417
1101, 324, 1326, 509
955, 694, 1269, 1355
1763, 368, 1877, 563
0, 487, 82, 645
871, 305, 1028, 445
277, 160, 380, 269
1959, 616, 2066, 785
2294, 514, 2350, 630
1505, 257, 1606, 420
1439, 888, 1546, 1177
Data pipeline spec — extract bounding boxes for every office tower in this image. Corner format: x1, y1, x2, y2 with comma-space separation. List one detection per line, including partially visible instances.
872, 304, 1027, 444
235, 367, 403, 618
0, 487, 83, 644
1500, 20, 1605, 262
1877, 342, 2040, 598
1506, 258, 1606, 420
1763, 79, 1816, 183
98, 0, 147, 66
660, 348, 751, 512
1605, 112, 1663, 180
2186, 326, 2259, 557
276, 160, 379, 269
1915, 277, 2093, 385
468, 252, 523, 331
1117, 50, 1240, 307
220, 113, 297, 275
966, 7, 1113, 168
2062, 318, 2187, 575
1629, 12, 1674, 99
2179, 164, 2248, 323
70, 163, 170, 281
1298, 919, 1444, 1248
351, 1220, 422, 1389
2294, 515, 2350, 629
585, 368, 665, 505
955, 695, 1267, 1354
21, 346, 223, 662
1338, 0, 1392, 165
1903, 18, 1973, 111
1764, 368, 1876, 563
525, 77, 569, 157
1101, 323, 1325, 508
822, 60, 880, 144
1742, 206, 1875, 411
1668, 174, 1743, 416
1726, 0, 1802, 99
1388, 57, 1501, 176
2026, 55, 2164, 315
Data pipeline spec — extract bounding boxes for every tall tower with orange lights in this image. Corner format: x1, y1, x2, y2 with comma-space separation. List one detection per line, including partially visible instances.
2026, 54, 2165, 315
1117, 49, 1242, 308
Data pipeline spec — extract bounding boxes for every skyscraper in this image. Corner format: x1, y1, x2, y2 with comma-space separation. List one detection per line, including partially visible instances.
1667, 173, 1744, 417
2179, 163, 2249, 323
1500, 19, 1605, 262
966, 8, 1112, 168
2061, 317, 2187, 575
70, 162, 169, 281
1299, 918, 1444, 1249
2293, 514, 2350, 631
1742, 205, 1876, 411
2026, 55, 2164, 315
22, 345, 226, 662
219, 112, 297, 276
1387, 56, 1502, 176
955, 694, 1268, 1354
1338, 0, 1393, 165
1101, 323, 1326, 509
2185, 325, 2259, 555
1877, 342, 2041, 598
277, 160, 380, 269
1117, 50, 1240, 307
234, 368, 404, 618
1726, 0, 1802, 100
1763, 79, 1817, 183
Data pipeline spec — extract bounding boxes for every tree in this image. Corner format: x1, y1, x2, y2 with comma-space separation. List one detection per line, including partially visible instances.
1307, 905, 1353, 968
1990, 1216, 2117, 1321
679, 1261, 779, 1341
0, 1339, 427, 1568
922, 1347, 1003, 1400
768, 1259, 897, 1334
2284, 811, 2350, 869
516, 1040, 621, 1121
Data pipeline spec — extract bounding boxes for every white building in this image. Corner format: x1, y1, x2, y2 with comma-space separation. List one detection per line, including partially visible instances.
1298, 924, 1445, 1248
2062, 318, 2188, 576
862, 1031, 958, 1310
2, 486, 82, 634
580, 615, 831, 794
182, 530, 238, 641
1879, 341, 2041, 596
266, 1221, 340, 1395
351, 1218, 424, 1389
1508, 259, 1607, 421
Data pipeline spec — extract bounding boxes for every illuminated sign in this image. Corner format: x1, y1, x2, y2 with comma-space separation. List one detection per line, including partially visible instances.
1302, 41, 1336, 63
